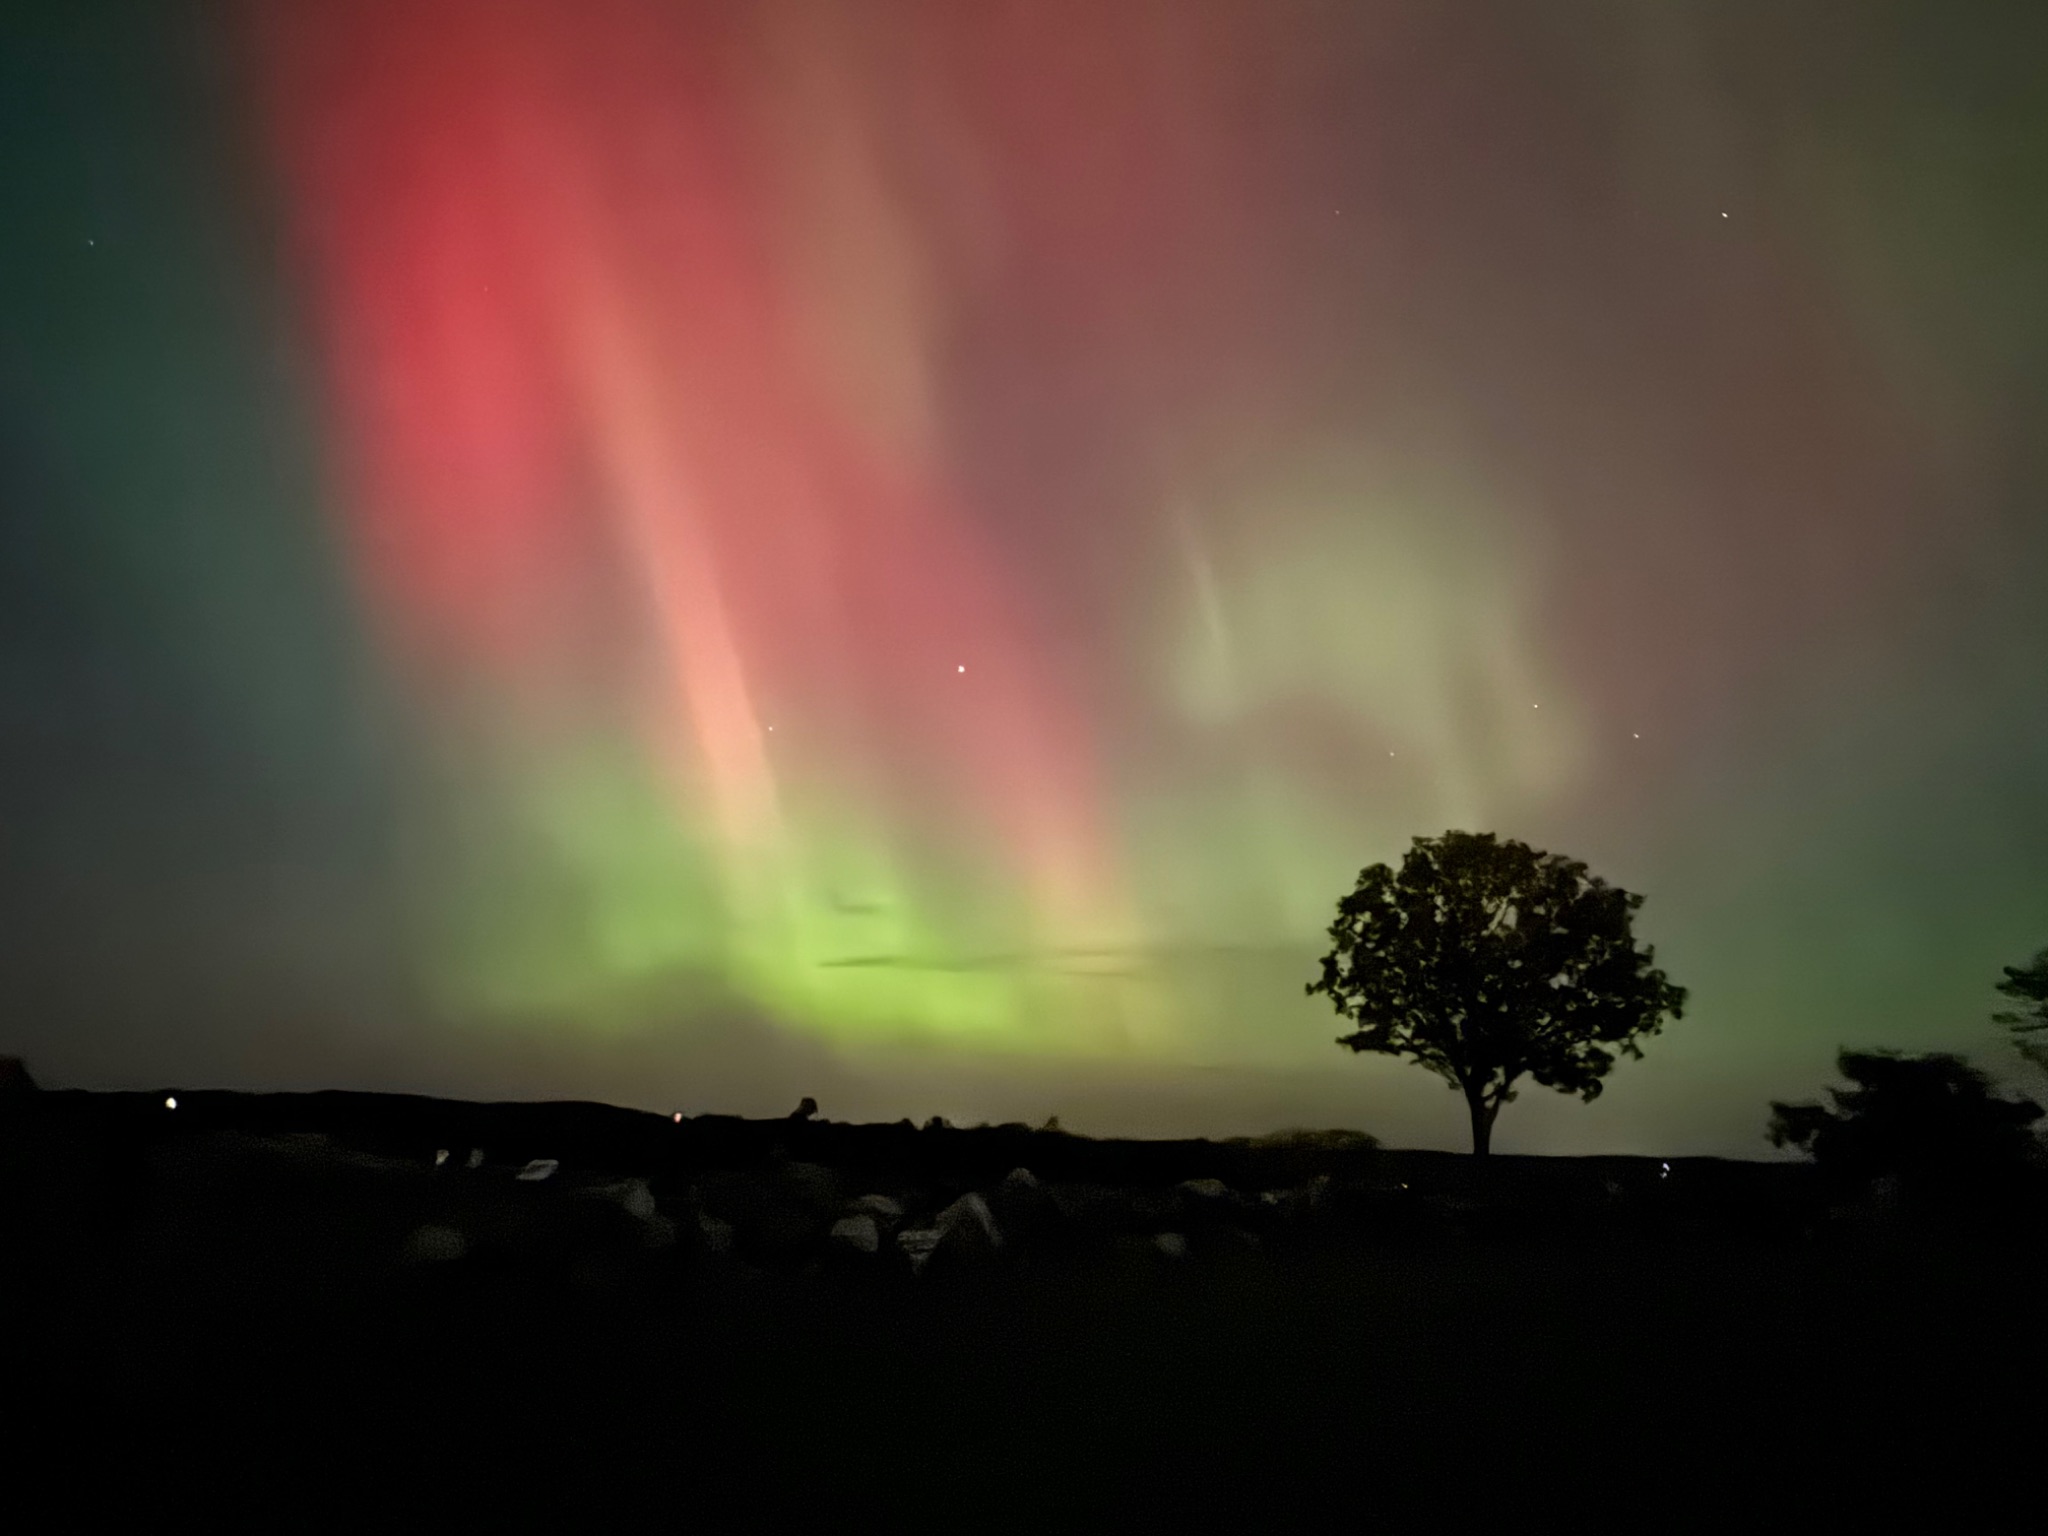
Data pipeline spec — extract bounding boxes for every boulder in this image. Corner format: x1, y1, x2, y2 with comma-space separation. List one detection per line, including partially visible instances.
1047, 1181, 1117, 1227
697, 1212, 736, 1256
893, 1196, 1006, 1276
402, 1224, 469, 1264
1260, 1174, 1332, 1217
516, 1159, 559, 1182
694, 1169, 832, 1259
778, 1160, 844, 1210
990, 1167, 1063, 1247
1153, 1232, 1188, 1259
850, 1193, 905, 1223
1175, 1179, 1241, 1227
1047, 1181, 1176, 1240
829, 1214, 880, 1255
556, 1176, 673, 1250
935, 1191, 1002, 1251
896, 1227, 942, 1274
584, 1177, 659, 1222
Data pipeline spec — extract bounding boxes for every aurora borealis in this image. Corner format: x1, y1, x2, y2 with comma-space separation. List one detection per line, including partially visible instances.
6, 1, 2048, 1152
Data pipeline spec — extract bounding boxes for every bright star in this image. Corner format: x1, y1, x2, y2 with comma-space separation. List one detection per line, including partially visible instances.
956, 664, 965, 673
165, 1096, 177, 1110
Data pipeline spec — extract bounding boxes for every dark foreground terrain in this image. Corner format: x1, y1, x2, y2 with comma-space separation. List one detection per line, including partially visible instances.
5, 1084, 2043, 1526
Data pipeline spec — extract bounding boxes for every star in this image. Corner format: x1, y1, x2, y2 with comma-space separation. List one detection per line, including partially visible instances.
956, 664, 966, 673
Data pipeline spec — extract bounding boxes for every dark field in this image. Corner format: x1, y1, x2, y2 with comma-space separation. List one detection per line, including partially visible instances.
6, 1090, 2041, 1526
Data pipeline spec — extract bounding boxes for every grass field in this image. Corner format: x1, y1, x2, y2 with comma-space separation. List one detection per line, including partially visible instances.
7, 1098, 2042, 1526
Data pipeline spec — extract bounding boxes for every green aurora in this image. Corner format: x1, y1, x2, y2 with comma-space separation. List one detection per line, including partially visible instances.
5, 1, 2048, 1152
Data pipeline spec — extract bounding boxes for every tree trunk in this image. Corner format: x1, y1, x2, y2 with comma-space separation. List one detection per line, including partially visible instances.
1466, 1089, 1496, 1156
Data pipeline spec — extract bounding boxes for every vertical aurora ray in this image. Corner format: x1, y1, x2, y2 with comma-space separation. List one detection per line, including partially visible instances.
255, 0, 1141, 1049
11, 0, 1996, 1146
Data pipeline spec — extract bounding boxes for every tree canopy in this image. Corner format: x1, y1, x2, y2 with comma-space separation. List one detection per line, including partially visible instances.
1306, 830, 1685, 1154
1768, 1050, 2043, 1194
1994, 948, 2048, 1076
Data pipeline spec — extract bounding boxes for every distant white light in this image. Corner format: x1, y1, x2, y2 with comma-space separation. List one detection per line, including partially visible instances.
164, 1096, 177, 1110
1721, 211, 1729, 218
434, 1148, 450, 1166
1660, 1161, 1671, 1178
672, 1112, 684, 1124
956, 664, 966, 673
1633, 733, 1641, 739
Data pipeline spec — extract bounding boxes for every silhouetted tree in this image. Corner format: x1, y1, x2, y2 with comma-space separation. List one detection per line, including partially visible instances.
1768, 1051, 2044, 1195
1995, 949, 2048, 1075
1306, 830, 1686, 1155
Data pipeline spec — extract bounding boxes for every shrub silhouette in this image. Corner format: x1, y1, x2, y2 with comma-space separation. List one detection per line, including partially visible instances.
1995, 948, 2048, 1076
1768, 1050, 2044, 1199
1307, 830, 1685, 1154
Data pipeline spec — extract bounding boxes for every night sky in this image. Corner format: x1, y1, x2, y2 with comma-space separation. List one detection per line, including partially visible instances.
6, 0, 2048, 1154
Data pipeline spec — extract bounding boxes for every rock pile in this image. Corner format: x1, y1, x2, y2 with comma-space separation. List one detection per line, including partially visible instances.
652, 1163, 1332, 1278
